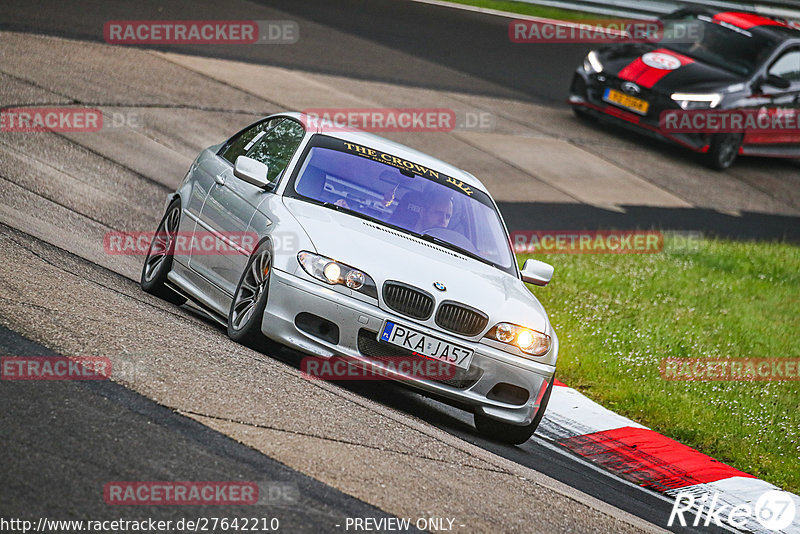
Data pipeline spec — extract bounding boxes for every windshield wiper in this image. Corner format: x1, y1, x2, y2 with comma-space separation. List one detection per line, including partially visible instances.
418, 233, 499, 269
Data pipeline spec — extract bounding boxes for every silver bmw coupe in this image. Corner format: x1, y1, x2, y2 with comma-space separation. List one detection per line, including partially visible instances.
141, 112, 558, 444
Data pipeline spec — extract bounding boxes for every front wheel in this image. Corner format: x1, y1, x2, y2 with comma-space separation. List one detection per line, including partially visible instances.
706, 133, 742, 171
227, 242, 275, 349
140, 199, 186, 305
474, 377, 554, 445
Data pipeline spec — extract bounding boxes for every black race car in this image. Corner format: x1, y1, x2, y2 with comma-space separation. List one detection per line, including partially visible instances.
569, 8, 800, 169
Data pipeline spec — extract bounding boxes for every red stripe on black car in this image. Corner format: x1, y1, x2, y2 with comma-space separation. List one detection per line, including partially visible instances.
617, 58, 650, 82
712, 12, 787, 30
618, 48, 694, 89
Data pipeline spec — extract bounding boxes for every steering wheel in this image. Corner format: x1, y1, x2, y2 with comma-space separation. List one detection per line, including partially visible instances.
421, 227, 477, 254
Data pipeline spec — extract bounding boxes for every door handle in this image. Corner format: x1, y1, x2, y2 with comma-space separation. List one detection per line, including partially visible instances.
214, 174, 226, 186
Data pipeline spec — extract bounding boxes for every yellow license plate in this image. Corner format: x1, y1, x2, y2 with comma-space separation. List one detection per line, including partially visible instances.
604, 88, 649, 115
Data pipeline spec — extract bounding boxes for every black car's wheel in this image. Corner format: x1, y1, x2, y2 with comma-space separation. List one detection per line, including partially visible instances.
707, 133, 743, 171
140, 199, 187, 305
227, 242, 276, 349
474, 377, 554, 445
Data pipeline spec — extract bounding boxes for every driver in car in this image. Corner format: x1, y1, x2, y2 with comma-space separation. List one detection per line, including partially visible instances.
414, 188, 453, 233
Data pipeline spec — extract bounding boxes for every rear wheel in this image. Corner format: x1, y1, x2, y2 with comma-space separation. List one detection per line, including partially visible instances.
227, 242, 276, 349
140, 199, 186, 305
706, 133, 742, 170
474, 377, 554, 445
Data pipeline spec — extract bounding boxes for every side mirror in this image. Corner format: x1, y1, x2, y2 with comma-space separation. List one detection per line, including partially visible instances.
234, 156, 271, 189
521, 259, 554, 287
763, 74, 791, 90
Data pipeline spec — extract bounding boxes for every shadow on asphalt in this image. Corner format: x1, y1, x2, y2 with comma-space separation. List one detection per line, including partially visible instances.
498, 202, 800, 242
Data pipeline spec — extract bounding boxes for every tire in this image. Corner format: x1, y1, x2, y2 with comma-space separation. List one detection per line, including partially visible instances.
706, 133, 742, 171
227, 241, 276, 349
474, 377, 554, 445
140, 199, 187, 305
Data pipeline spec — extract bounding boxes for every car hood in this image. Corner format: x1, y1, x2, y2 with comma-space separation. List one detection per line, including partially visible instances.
600, 44, 742, 93
283, 198, 549, 334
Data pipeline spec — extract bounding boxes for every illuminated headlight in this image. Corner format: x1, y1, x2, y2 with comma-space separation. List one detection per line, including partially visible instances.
670, 92, 721, 110
485, 323, 551, 357
297, 251, 377, 298
323, 262, 341, 283
584, 51, 603, 74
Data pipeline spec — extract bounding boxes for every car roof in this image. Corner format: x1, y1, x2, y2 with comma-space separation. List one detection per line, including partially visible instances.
670, 7, 800, 42
276, 112, 488, 194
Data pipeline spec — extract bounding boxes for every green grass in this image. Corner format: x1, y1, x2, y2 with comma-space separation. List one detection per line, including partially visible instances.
437, 0, 598, 20
520, 236, 800, 493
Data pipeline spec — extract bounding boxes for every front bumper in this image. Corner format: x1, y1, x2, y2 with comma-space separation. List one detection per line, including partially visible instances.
261, 268, 557, 426
569, 69, 711, 153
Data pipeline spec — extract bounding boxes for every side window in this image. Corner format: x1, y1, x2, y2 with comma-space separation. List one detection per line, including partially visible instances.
219, 118, 280, 164
244, 119, 305, 182
769, 48, 800, 82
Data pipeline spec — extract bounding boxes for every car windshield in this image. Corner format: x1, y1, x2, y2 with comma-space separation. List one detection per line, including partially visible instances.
290, 136, 515, 273
661, 15, 778, 76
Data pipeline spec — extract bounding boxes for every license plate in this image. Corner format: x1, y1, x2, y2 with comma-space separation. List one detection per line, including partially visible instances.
378, 320, 473, 370
603, 88, 650, 115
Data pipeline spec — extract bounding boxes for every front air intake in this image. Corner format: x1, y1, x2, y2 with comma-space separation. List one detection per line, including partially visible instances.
382, 281, 434, 320
435, 301, 488, 337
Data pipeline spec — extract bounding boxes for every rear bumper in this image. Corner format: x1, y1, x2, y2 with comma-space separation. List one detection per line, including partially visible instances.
261, 268, 557, 426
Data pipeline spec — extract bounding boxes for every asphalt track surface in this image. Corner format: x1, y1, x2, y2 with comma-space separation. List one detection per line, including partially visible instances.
0, 0, 796, 532
0, 325, 416, 532
2, 0, 584, 103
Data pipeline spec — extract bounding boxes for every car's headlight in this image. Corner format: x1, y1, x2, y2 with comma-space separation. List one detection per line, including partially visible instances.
297, 251, 377, 299
670, 92, 722, 110
584, 50, 603, 74
485, 322, 551, 356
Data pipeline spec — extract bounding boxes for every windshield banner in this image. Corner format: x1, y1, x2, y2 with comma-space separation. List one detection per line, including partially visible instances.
339, 140, 475, 197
